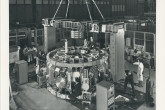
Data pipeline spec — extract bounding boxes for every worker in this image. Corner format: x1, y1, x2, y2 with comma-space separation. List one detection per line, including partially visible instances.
98, 70, 104, 82
133, 58, 144, 87
133, 48, 138, 62
90, 36, 93, 42
89, 72, 95, 87
89, 36, 95, 48
27, 46, 33, 64
23, 45, 28, 61
83, 39, 88, 48
35, 56, 39, 66
70, 77, 82, 103
124, 70, 135, 98
146, 53, 151, 68
38, 50, 42, 57
35, 64, 40, 75
150, 55, 155, 69
31, 45, 37, 64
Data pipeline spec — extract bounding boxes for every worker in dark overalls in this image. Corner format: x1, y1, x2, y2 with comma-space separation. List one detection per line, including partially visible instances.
124, 70, 135, 98
69, 77, 82, 103
133, 49, 138, 62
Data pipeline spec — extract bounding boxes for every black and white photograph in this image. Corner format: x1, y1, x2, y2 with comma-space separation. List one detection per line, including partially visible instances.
1, 0, 165, 110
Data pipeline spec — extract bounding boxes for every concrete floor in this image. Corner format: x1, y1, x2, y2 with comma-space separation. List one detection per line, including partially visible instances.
14, 83, 79, 110
125, 61, 156, 110
13, 60, 156, 110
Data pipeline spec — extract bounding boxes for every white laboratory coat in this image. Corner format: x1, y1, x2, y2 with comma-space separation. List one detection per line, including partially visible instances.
35, 57, 39, 66
72, 72, 80, 82
36, 65, 40, 75
133, 61, 144, 81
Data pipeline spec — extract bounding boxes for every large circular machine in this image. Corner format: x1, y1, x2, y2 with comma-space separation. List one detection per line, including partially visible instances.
46, 45, 108, 100
47, 46, 108, 68
43, 0, 124, 103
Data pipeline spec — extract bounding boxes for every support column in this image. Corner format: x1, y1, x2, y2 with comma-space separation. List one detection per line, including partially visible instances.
44, 26, 56, 53
35, 28, 38, 47
105, 33, 108, 48
153, 34, 156, 68
144, 32, 146, 51
109, 24, 125, 82
124, 23, 127, 31
32, 0, 36, 23
115, 29, 125, 81
110, 33, 116, 81
133, 31, 135, 49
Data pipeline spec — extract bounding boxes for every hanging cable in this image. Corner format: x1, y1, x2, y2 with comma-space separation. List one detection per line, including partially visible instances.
85, 0, 93, 23
52, 0, 63, 20
91, 0, 105, 21
65, 0, 70, 18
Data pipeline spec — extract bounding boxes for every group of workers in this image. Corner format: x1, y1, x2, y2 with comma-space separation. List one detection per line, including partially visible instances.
22, 45, 47, 83
124, 58, 144, 100
125, 47, 155, 69
23, 45, 38, 64
23, 45, 46, 65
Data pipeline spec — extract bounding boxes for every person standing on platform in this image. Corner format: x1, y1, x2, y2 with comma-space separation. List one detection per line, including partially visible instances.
32, 45, 37, 64
98, 70, 104, 82
23, 45, 28, 61
35, 56, 39, 66
133, 49, 138, 62
27, 46, 33, 64
35, 64, 40, 75
146, 53, 151, 68
70, 77, 81, 103
124, 70, 135, 98
133, 59, 144, 87
83, 39, 88, 48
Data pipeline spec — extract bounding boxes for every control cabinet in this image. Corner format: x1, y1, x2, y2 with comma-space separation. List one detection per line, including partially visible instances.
15, 60, 28, 84
44, 26, 56, 53
96, 81, 115, 110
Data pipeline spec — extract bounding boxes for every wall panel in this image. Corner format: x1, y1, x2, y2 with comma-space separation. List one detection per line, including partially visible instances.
93, 5, 101, 19
48, 4, 55, 18
56, 5, 66, 18
36, 5, 43, 23
17, 0, 24, 4
96, 4, 110, 19
125, 0, 138, 16
17, 5, 26, 23
25, 0, 32, 4
9, 0, 145, 25
24, 5, 33, 23
138, 3, 144, 16
9, 0, 16, 4
69, 4, 77, 19
42, 5, 50, 18
9, 5, 17, 23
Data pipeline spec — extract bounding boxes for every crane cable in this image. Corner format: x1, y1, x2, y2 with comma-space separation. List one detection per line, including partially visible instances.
52, 0, 63, 20
85, 0, 93, 23
65, 0, 70, 18
52, 0, 104, 21
91, 0, 105, 21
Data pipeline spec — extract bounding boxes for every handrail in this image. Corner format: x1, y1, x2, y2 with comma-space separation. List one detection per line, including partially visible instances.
126, 30, 155, 35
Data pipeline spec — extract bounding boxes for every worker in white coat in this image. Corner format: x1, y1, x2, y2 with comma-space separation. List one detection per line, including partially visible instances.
35, 64, 40, 75
133, 59, 144, 87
